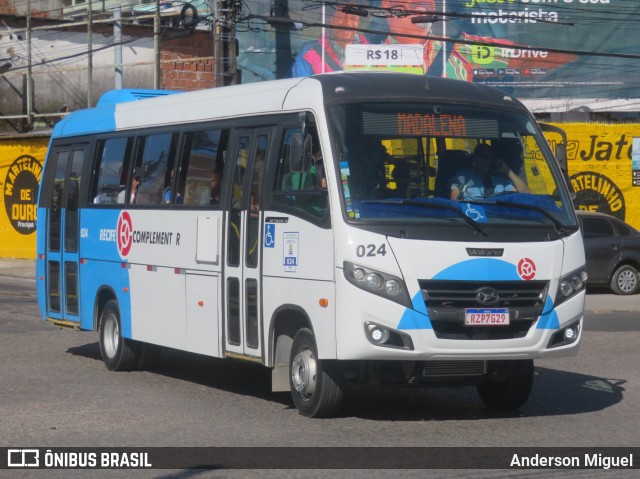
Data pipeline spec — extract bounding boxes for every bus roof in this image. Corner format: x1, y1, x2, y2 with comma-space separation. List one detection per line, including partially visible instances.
51, 72, 525, 139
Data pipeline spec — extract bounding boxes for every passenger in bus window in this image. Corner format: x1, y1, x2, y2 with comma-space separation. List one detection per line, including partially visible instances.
250, 150, 266, 212
118, 171, 142, 204
449, 144, 528, 201
209, 167, 222, 206
163, 169, 183, 205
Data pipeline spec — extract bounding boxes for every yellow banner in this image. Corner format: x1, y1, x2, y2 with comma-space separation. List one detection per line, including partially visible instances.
546, 123, 640, 231
0, 139, 47, 259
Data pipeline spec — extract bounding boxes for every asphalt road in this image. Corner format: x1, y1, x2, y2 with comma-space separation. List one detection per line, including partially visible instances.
1, 276, 639, 479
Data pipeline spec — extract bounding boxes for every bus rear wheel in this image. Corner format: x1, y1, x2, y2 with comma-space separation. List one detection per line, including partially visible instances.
476, 360, 534, 411
289, 328, 343, 418
99, 300, 140, 371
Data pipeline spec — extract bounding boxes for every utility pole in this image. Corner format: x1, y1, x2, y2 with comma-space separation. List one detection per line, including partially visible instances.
154, 0, 161, 89
272, 0, 291, 80
87, 0, 93, 107
227, 0, 238, 85
213, 0, 240, 87
114, 4, 123, 89
213, 0, 224, 87
25, 0, 33, 129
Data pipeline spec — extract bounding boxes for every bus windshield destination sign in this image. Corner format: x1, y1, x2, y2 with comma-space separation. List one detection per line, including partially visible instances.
362, 111, 499, 138
397, 113, 467, 137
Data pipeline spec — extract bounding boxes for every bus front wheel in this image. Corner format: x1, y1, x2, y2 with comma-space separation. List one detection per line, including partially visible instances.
99, 300, 140, 371
289, 328, 343, 418
476, 360, 534, 411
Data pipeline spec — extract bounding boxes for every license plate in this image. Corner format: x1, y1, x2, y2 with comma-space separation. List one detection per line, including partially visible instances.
464, 308, 509, 326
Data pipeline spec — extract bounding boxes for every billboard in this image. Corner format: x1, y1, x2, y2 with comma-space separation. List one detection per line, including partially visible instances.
548, 122, 640, 230
259, 0, 640, 111
0, 139, 47, 259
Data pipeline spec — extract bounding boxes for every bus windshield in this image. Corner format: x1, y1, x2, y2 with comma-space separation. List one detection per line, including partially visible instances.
328, 101, 576, 230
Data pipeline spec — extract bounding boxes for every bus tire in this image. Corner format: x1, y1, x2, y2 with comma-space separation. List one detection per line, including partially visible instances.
99, 300, 140, 371
476, 360, 533, 411
289, 328, 343, 418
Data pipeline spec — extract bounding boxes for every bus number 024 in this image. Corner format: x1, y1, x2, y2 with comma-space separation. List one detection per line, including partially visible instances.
356, 244, 387, 257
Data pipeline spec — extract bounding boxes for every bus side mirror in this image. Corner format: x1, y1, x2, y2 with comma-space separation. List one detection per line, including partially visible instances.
289, 133, 313, 173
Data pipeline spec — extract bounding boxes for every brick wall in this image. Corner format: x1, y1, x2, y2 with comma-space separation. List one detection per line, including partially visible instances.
0, 0, 63, 18
161, 31, 214, 91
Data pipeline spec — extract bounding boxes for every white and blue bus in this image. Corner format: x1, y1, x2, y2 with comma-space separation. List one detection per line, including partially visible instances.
36, 72, 586, 417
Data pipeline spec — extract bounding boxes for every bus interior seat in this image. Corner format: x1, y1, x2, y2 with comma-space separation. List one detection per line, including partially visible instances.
282, 171, 317, 191
434, 150, 472, 198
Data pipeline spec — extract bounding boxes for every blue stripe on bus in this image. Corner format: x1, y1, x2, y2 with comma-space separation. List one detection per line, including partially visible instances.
79, 260, 132, 336
78, 209, 133, 335
52, 90, 183, 138
536, 296, 560, 330
53, 106, 117, 138
398, 291, 433, 330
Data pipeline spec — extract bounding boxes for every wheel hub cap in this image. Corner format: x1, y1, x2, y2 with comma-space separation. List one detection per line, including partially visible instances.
618, 270, 637, 292
104, 315, 119, 358
291, 348, 317, 398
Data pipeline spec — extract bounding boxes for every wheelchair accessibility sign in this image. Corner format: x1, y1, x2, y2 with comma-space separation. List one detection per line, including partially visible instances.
264, 224, 275, 248
461, 203, 487, 223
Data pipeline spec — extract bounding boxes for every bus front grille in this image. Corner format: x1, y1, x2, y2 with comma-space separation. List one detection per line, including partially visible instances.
418, 280, 549, 340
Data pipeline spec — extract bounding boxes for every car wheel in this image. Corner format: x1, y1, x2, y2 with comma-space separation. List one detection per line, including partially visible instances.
610, 265, 639, 295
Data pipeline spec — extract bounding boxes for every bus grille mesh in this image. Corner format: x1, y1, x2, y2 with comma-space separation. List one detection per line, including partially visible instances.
419, 280, 549, 340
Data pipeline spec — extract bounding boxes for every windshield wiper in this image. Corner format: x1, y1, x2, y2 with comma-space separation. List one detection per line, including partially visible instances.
365, 199, 488, 237
473, 199, 569, 235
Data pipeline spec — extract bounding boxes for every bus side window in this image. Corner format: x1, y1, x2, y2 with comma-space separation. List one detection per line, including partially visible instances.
177, 128, 227, 207
246, 134, 269, 269
91, 138, 133, 205
134, 133, 177, 206
272, 127, 327, 218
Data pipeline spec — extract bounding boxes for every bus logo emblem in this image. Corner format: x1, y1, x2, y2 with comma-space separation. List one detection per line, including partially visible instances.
476, 287, 499, 305
117, 211, 133, 258
518, 258, 536, 281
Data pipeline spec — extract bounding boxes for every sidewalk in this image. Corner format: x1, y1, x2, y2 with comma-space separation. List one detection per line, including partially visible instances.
0, 258, 36, 280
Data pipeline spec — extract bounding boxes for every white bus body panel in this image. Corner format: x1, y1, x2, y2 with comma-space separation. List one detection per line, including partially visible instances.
334, 227, 584, 360
115, 79, 309, 130
261, 211, 336, 360
82, 208, 224, 356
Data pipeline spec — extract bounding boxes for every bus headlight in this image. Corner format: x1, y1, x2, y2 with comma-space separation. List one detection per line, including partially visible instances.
385, 279, 402, 297
555, 266, 588, 307
365, 322, 414, 350
547, 320, 580, 348
366, 272, 384, 289
344, 261, 411, 307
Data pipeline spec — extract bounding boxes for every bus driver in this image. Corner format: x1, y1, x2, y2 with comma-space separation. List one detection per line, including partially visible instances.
450, 143, 529, 201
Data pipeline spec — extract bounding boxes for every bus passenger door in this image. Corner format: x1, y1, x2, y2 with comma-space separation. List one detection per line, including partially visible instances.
223, 129, 271, 360
45, 145, 86, 325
